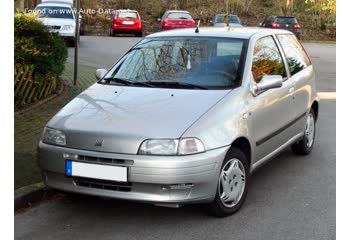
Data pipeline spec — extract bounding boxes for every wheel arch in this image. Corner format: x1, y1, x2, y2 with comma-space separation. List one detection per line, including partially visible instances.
229, 137, 252, 170
311, 100, 319, 120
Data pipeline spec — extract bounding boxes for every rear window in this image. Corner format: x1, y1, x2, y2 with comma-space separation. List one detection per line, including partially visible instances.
167, 12, 192, 20
275, 17, 297, 24
118, 11, 138, 18
215, 15, 240, 24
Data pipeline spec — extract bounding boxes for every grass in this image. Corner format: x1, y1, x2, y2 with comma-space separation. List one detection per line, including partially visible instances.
14, 63, 96, 189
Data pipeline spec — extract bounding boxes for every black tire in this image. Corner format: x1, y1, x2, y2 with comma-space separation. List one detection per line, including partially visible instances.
208, 147, 249, 217
292, 109, 316, 155
112, 30, 117, 37
135, 31, 143, 37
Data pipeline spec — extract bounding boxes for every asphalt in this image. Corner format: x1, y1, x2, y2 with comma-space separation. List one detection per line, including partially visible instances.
15, 36, 336, 240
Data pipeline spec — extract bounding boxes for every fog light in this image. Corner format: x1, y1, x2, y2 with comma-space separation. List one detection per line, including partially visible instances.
63, 153, 78, 160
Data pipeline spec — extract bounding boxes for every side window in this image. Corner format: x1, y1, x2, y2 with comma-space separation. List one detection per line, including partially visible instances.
252, 36, 287, 83
276, 34, 311, 76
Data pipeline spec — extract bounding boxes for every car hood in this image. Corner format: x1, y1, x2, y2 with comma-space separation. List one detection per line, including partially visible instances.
47, 84, 230, 154
37, 17, 75, 26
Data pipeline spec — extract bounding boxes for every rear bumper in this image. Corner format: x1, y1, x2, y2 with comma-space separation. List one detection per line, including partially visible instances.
38, 142, 229, 205
112, 24, 142, 33
162, 25, 195, 31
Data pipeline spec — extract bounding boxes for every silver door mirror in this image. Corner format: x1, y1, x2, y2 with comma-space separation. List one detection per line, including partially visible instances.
251, 75, 283, 96
96, 69, 107, 80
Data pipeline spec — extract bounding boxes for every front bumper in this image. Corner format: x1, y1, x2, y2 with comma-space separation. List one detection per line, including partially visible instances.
38, 142, 229, 205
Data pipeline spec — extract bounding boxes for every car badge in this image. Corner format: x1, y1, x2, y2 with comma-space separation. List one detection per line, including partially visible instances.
95, 139, 104, 147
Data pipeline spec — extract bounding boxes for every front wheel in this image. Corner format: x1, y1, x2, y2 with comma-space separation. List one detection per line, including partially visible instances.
208, 147, 249, 217
292, 109, 316, 155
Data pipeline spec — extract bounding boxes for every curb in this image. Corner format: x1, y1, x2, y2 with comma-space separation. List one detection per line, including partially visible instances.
14, 182, 55, 212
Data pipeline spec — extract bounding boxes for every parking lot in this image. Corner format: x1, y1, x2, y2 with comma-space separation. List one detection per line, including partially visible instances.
15, 36, 336, 240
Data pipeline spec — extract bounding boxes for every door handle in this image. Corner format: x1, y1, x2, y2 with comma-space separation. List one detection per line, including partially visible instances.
289, 87, 295, 93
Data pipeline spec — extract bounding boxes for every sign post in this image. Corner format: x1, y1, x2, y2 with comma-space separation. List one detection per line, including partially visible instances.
73, 0, 80, 86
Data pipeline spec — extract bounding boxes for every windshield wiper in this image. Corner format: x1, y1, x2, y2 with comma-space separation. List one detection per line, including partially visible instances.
103, 77, 155, 88
142, 81, 208, 90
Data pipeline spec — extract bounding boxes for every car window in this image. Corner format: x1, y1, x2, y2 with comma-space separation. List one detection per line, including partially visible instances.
167, 12, 192, 20
215, 15, 240, 24
35, 6, 74, 19
118, 11, 138, 18
275, 17, 297, 24
276, 34, 311, 76
252, 36, 287, 83
103, 37, 247, 89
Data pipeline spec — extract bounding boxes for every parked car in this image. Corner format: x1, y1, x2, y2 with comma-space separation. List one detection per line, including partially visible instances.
35, 0, 78, 45
158, 10, 196, 31
109, 9, 143, 37
260, 16, 301, 39
38, 27, 318, 217
210, 14, 242, 27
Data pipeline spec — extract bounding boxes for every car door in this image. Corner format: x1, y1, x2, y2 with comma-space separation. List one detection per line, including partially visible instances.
276, 33, 314, 134
249, 35, 296, 162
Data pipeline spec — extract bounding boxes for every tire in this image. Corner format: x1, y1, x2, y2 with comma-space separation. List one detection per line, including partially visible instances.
208, 147, 249, 217
112, 30, 116, 37
135, 31, 143, 37
292, 109, 316, 155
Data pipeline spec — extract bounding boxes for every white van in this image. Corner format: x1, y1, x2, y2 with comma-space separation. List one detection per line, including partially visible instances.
35, 0, 77, 45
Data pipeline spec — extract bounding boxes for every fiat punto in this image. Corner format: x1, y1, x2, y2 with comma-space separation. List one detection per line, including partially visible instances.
38, 27, 318, 217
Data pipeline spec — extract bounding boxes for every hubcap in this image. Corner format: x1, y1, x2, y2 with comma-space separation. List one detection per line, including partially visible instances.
218, 158, 246, 208
305, 113, 315, 148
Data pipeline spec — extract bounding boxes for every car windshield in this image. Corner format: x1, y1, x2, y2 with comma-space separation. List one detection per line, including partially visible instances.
216, 15, 240, 24
275, 17, 297, 24
35, 6, 74, 19
118, 11, 138, 18
102, 37, 247, 89
167, 12, 192, 19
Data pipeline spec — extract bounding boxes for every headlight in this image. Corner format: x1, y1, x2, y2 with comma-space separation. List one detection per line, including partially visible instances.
42, 127, 66, 146
138, 138, 205, 156
61, 25, 74, 31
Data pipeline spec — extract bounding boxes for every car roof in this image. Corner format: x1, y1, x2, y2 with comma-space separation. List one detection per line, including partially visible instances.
146, 27, 292, 39
215, 14, 238, 17
117, 9, 138, 12
166, 10, 190, 13
36, 3, 72, 8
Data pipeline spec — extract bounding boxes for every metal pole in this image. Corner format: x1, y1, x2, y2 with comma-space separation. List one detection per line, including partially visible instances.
73, 0, 80, 86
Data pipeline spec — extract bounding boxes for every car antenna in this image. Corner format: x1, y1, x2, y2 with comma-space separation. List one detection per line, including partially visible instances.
195, 11, 202, 33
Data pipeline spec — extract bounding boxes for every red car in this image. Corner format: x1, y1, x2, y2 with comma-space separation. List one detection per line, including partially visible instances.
158, 10, 196, 31
109, 10, 142, 37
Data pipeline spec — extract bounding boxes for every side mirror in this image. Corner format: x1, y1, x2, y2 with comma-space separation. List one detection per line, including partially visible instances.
209, 19, 213, 24
157, 18, 161, 22
259, 22, 263, 26
251, 75, 283, 96
95, 69, 107, 80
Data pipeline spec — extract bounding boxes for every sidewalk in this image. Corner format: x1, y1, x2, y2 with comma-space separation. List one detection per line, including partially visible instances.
14, 63, 96, 189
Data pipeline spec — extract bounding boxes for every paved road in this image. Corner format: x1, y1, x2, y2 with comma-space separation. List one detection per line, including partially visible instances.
67, 36, 336, 92
15, 37, 336, 240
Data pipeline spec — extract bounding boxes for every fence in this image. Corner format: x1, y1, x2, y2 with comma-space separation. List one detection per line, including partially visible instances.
14, 65, 57, 107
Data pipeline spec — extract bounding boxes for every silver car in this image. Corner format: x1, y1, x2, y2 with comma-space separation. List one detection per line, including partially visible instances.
38, 27, 319, 217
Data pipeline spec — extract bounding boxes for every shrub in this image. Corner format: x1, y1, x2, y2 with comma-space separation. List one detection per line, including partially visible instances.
14, 12, 68, 81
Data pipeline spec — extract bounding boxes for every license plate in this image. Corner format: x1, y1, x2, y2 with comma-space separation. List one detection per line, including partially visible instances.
122, 20, 134, 25
66, 160, 127, 182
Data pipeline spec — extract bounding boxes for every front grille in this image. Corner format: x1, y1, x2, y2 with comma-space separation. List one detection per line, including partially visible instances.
47, 25, 61, 30
73, 176, 132, 192
77, 155, 134, 166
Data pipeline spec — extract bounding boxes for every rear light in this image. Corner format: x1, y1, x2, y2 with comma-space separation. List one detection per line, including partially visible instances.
272, 23, 280, 28
163, 19, 169, 25
294, 24, 300, 29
